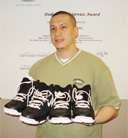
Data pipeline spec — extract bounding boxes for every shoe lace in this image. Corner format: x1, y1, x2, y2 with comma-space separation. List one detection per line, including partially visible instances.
13, 80, 34, 105
72, 88, 92, 108
53, 91, 71, 109
28, 90, 53, 109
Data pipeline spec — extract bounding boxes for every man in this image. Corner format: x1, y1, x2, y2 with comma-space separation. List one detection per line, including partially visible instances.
28, 11, 120, 138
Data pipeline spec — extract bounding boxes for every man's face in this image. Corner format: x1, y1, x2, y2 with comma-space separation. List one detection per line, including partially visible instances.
50, 14, 78, 50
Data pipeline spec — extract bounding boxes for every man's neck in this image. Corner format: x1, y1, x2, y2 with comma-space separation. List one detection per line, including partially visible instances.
56, 46, 78, 59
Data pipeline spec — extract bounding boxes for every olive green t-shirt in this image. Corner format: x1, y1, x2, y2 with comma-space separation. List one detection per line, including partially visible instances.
29, 50, 120, 138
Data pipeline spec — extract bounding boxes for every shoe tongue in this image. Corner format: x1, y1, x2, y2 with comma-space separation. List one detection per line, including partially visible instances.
56, 98, 66, 102
77, 92, 88, 101
56, 95, 67, 101
19, 77, 31, 92
21, 77, 30, 82
55, 91, 67, 101
36, 82, 48, 91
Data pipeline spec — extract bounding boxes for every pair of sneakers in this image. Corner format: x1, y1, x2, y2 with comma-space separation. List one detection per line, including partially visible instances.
4, 77, 54, 125
49, 84, 95, 124
4, 78, 95, 125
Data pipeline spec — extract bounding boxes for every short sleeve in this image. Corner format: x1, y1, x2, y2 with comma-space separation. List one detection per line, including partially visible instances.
94, 67, 121, 110
28, 59, 41, 81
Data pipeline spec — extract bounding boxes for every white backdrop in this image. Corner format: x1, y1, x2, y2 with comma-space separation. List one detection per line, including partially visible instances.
0, 0, 128, 99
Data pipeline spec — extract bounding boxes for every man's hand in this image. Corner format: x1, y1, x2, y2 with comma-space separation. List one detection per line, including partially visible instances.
94, 105, 118, 124
71, 106, 118, 126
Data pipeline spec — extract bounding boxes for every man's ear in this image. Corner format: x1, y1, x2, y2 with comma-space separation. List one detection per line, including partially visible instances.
74, 27, 78, 38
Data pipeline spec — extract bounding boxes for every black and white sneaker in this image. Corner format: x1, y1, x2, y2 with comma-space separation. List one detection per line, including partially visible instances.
4, 76, 35, 116
49, 84, 72, 124
72, 84, 95, 124
20, 81, 54, 125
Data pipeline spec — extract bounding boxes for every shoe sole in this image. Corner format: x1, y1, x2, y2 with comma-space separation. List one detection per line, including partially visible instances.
19, 115, 46, 125
4, 107, 21, 116
72, 116, 95, 123
49, 117, 71, 124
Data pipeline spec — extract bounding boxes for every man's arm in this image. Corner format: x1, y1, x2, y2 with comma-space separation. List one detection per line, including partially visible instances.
94, 105, 119, 124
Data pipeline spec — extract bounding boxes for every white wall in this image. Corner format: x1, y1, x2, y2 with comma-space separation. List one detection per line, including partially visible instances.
0, 0, 128, 99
